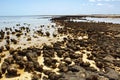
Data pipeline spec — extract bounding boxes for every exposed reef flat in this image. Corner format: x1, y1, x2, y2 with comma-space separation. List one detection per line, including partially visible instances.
0, 16, 120, 80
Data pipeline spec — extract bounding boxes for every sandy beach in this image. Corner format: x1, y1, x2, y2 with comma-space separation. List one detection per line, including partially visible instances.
0, 15, 120, 80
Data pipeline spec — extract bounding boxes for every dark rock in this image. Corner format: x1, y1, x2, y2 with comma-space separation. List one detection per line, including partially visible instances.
9, 48, 16, 54
43, 45, 53, 50
0, 56, 1, 62
50, 59, 58, 68
36, 30, 43, 36
5, 27, 9, 31
36, 50, 41, 56
69, 53, 81, 59
0, 46, 4, 53
6, 36, 10, 39
6, 39, 10, 45
5, 45, 10, 50
32, 73, 41, 80
43, 70, 52, 75
58, 63, 68, 72
53, 33, 57, 37
17, 50, 26, 56
62, 71, 85, 80
85, 67, 97, 72
46, 31, 50, 37
16, 33, 22, 37
16, 57, 26, 69
11, 39, 17, 44
1, 62, 9, 73
80, 62, 90, 67
64, 57, 72, 65
34, 61, 43, 72
12, 32, 15, 35
51, 63, 57, 69
43, 50, 54, 57
62, 52, 69, 58
16, 24, 20, 26
20, 26, 26, 30
48, 72, 62, 80
105, 67, 120, 80
13, 54, 22, 61
6, 31, 10, 35
51, 25, 54, 27
73, 58, 83, 65
44, 57, 52, 67
26, 52, 38, 62
86, 75, 98, 80
6, 65, 18, 77
87, 54, 94, 60
63, 37, 67, 41
52, 59, 58, 64
43, 76, 49, 80
17, 60, 26, 69
27, 37, 31, 41
4, 57, 14, 64
113, 60, 120, 67
56, 50, 65, 58
116, 48, 120, 53
31, 48, 41, 56
0, 70, 2, 78
25, 61, 34, 72
103, 55, 115, 63
96, 61, 104, 69
68, 65, 80, 72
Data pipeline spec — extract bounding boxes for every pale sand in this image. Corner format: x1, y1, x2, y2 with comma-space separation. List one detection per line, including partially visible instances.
0, 25, 100, 80
75, 50, 100, 71
0, 32, 70, 80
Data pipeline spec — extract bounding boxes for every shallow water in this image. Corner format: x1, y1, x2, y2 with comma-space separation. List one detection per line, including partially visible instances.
0, 15, 68, 80
0, 15, 53, 29
71, 17, 120, 24
85, 17, 120, 24
0, 16, 113, 80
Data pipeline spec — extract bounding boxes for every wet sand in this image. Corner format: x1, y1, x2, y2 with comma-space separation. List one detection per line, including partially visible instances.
0, 16, 120, 80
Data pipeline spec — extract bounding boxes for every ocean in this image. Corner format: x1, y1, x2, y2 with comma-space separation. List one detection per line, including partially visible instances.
0, 15, 54, 29
73, 17, 120, 24
0, 15, 120, 30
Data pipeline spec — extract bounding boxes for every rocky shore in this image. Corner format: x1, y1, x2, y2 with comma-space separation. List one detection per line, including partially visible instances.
0, 16, 120, 80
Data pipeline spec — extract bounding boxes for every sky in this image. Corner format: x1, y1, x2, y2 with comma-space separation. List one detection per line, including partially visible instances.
0, 0, 120, 16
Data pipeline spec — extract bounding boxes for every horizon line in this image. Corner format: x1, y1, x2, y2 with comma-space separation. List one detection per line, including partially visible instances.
0, 14, 120, 17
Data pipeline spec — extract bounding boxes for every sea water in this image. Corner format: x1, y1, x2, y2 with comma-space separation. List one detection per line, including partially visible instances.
73, 17, 120, 24
0, 15, 53, 29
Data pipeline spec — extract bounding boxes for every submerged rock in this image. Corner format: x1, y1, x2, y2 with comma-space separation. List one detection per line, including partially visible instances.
11, 39, 17, 44
46, 31, 50, 37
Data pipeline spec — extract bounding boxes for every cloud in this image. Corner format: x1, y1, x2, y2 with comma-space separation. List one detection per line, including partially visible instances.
96, 3, 114, 8
97, 3, 104, 5
89, 0, 96, 2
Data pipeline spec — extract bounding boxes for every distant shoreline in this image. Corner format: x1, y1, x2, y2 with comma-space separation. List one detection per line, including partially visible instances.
0, 14, 120, 18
